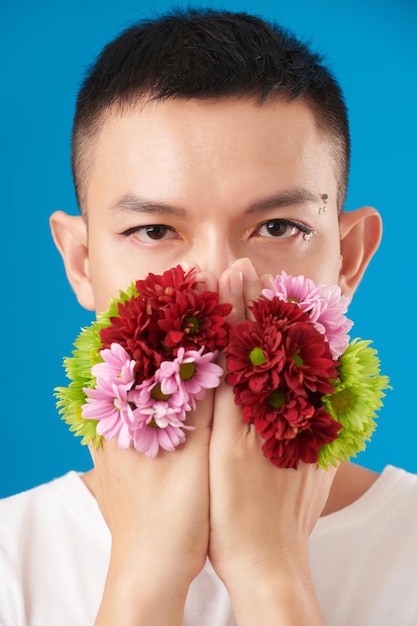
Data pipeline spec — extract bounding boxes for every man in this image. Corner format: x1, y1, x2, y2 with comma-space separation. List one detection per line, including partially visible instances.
1, 9, 416, 625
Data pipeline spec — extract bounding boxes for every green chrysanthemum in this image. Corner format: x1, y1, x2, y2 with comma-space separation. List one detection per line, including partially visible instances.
54, 283, 138, 447
318, 338, 391, 468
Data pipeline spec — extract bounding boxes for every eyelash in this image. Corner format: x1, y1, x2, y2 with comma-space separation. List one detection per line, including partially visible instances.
120, 219, 314, 241
121, 224, 177, 238
255, 219, 314, 239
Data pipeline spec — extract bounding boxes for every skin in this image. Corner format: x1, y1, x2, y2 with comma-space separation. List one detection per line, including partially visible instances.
50, 96, 382, 625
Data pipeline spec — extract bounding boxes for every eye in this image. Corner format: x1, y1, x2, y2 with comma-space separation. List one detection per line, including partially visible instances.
121, 224, 178, 242
255, 219, 314, 239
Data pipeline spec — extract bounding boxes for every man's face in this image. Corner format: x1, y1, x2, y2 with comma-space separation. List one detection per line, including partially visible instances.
84, 97, 342, 313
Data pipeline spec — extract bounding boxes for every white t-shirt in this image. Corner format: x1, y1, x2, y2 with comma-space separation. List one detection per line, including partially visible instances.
0, 465, 416, 626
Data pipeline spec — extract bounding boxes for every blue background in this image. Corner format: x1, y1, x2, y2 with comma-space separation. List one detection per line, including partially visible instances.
1, 0, 416, 498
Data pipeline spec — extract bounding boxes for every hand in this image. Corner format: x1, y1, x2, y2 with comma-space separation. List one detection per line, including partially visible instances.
90, 268, 216, 625
208, 258, 335, 625
91, 409, 210, 625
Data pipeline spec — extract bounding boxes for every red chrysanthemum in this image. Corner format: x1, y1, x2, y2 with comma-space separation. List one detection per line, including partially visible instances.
245, 390, 319, 436
135, 265, 198, 309
281, 323, 338, 396
100, 296, 163, 382
226, 296, 342, 469
158, 289, 232, 353
100, 266, 231, 382
250, 296, 310, 327
225, 320, 285, 391
261, 407, 342, 469
226, 298, 316, 391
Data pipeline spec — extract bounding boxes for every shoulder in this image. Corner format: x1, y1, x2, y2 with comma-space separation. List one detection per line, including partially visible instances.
312, 465, 417, 624
0, 471, 81, 518
0, 472, 109, 624
323, 462, 417, 516
322, 461, 417, 520
322, 462, 379, 515
0, 471, 105, 547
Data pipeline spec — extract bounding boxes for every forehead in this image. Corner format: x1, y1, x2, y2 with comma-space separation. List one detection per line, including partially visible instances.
84, 97, 338, 214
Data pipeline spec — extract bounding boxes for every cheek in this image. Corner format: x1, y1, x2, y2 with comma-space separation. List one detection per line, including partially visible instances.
253, 240, 341, 288
87, 246, 133, 314
308, 244, 342, 286
87, 240, 176, 314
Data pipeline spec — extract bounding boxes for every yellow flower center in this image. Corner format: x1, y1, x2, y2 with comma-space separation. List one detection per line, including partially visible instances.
184, 316, 200, 334
249, 346, 267, 365
330, 388, 355, 412
292, 352, 304, 367
151, 383, 172, 401
268, 389, 286, 408
179, 362, 196, 380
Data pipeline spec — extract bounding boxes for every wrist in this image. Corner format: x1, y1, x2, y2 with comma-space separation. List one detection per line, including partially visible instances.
95, 551, 191, 626
222, 550, 325, 626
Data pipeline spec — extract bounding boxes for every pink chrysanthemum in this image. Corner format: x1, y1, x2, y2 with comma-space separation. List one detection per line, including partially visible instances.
130, 415, 190, 458
128, 380, 194, 456
155, 346, 223, 407
262, 271, 352, 358
92, 343, 136, 390
128, 376, 191, 416
81, 344, 137, 447
82, 383, 134, 447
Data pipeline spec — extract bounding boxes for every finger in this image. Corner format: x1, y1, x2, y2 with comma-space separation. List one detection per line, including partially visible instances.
213, 350, 259, 443
260, 272, 274, 291
229, 258, 262, 320
218, 266, 244, 324
195, 268, 218, 294
184, 387, 215, 434
180, 259, 201, 274
181, 260, 219, 296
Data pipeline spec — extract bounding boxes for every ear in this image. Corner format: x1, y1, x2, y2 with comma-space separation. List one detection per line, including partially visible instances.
49, 210, 95, 311
338, 206, 382, 299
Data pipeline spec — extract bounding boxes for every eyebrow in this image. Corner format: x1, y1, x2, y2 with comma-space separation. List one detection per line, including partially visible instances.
111, 194, 187, 217
244, 187, 318, 214
111, 187, 318, 217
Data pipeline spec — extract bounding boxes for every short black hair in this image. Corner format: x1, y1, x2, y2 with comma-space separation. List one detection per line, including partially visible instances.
72, 8, 350, 212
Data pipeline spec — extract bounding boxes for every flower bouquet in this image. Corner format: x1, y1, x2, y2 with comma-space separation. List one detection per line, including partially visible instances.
55, 266, 390, 468
226, 271, 390, 468
55, 266, 231, 457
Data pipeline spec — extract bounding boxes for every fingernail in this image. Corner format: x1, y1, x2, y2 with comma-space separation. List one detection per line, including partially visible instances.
239, 258, 258, 281
230, 258, 258, 281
